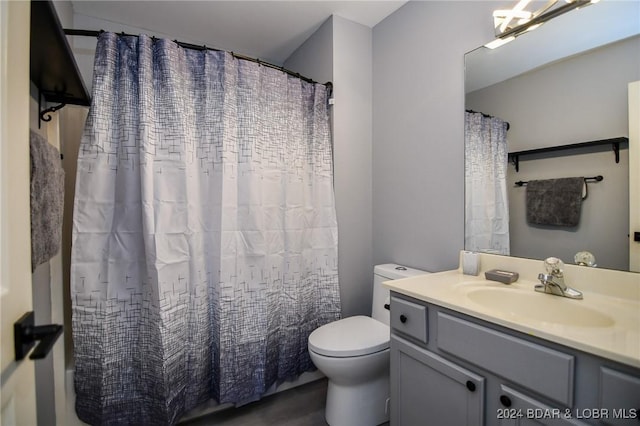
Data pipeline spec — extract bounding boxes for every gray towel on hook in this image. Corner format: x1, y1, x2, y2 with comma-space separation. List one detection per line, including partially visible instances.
30, 130, 65, 271
526, 177, 584, 227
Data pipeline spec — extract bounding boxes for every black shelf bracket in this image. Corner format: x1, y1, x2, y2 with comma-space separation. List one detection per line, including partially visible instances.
14, 311, 63, 361
612, 140, 620, 163
30, 0, 91, 129
508, 137, 628, 172
40, 102, 66, 124
38, 89, 67, 128
511, 154, 520, 172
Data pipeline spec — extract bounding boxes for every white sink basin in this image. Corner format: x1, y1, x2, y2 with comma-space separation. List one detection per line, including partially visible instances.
465, 287, 615, 328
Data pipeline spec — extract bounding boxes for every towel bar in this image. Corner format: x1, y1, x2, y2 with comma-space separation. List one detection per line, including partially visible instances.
515, 175, 603, 187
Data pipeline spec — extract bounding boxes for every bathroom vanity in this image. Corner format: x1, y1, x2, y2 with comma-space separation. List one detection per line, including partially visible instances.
384, 253, 640, 426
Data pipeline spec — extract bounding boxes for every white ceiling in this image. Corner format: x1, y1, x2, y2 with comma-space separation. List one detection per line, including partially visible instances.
70, 1, 407, 64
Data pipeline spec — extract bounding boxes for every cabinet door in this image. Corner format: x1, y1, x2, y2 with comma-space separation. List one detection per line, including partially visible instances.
391, 336, 484, 426
599, 367, 640, 425
498, 385, 587, 426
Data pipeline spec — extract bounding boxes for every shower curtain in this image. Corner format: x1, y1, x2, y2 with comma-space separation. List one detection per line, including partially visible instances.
464, 111, 510, 255
71, 32, 341, 425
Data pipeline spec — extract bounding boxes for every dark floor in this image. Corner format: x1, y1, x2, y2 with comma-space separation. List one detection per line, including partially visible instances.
180, 379, 329, 426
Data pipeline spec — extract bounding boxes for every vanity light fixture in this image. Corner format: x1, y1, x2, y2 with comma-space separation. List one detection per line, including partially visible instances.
484, 36, 516, 50
485, 0, 597, 49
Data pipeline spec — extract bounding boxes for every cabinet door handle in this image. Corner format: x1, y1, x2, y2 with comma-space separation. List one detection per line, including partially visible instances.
465, 380, 476, 392
400, 314, 407, 323
500, 395, 512, 407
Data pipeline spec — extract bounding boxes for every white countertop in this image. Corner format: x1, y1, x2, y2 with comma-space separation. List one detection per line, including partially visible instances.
383, 254, 640, 369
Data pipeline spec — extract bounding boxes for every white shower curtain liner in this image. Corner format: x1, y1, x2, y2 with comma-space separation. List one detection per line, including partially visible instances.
71, 32, 341, 425
464, 111, 510, 255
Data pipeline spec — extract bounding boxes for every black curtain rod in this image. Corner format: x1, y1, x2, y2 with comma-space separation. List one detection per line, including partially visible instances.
466, 109, 510, 131
64, 29, 332, 91
514, 175, 603, 187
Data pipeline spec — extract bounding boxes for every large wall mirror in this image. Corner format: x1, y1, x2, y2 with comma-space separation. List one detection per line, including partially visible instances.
464, 1, 640, 272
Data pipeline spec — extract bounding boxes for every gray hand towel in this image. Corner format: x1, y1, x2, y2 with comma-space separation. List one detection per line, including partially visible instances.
526, 177, 584, 227
30, 130, 65, 271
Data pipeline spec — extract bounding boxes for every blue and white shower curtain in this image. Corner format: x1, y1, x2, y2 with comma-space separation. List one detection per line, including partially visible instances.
71, 32, 341, 425
464, 111, 510, 255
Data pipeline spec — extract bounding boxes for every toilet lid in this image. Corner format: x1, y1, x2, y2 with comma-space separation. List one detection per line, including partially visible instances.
308, 316, 390, 358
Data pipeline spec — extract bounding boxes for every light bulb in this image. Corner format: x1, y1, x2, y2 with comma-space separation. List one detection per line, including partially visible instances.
484, 36, 516, 49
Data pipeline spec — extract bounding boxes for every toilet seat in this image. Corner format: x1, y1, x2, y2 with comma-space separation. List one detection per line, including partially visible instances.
308, 315, 389, 358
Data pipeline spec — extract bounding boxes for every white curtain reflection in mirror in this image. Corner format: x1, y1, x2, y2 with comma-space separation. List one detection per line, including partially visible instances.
465, 111, 510, 255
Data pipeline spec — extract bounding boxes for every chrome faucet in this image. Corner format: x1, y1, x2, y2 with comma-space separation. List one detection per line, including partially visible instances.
535, 257, 583, 300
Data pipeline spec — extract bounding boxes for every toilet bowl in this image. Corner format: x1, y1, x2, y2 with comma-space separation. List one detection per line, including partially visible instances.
308, 264, 429, 426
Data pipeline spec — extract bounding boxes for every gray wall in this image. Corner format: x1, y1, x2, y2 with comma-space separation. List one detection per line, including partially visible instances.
284, 17, 333, 85
331, 16, 373, 316
467, 36, 639, 270
372, 1, 496, 272
286, 16, 374, 317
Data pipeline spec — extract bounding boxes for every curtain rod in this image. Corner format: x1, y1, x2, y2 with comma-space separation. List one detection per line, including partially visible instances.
465, 109, 510, 131
64, 29, 333, 92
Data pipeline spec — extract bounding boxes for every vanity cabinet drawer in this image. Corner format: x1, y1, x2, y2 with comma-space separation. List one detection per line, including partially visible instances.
598, 367, 640, 425
497, 385, 585, 426
390, 296, 428, 343
437, 312, 574, 407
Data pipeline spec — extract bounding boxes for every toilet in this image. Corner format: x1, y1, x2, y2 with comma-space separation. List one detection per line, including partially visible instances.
308, 264, 429, 426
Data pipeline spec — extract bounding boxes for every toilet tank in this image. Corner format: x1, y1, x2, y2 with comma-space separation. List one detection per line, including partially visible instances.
372, 264, 430, 325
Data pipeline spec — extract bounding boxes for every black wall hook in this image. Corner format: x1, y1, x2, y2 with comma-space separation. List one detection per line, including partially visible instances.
14, 311, 63, 360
